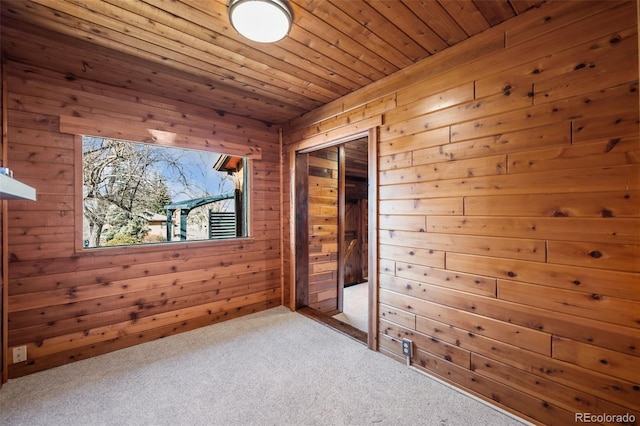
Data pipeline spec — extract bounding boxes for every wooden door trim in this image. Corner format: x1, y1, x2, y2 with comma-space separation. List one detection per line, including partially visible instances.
290, 126, 378, 351
366, 127, 378, 351
294, 153, 309, 309
337, 145, 346, 313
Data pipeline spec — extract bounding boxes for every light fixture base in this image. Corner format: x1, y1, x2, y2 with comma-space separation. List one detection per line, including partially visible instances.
229, 0, 292, 43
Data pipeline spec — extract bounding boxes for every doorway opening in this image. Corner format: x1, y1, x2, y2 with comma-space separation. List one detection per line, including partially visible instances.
294, 135, 372, 345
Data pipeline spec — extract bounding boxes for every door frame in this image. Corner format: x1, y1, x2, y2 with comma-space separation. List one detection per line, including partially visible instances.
289, 127, 378, 350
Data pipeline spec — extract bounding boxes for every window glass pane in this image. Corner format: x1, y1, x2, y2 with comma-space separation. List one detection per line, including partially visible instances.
82, 136, 248, 248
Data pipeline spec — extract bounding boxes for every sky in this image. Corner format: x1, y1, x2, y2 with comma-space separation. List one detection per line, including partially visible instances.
83, 136, 235, 204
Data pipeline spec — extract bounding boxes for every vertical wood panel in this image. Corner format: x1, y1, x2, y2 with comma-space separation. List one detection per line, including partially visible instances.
337, 145, 345, 312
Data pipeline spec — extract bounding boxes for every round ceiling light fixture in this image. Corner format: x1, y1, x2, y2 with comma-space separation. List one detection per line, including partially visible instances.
229, 0, 292, 43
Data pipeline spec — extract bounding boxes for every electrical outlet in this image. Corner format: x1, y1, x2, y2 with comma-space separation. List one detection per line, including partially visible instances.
12, 346, 27, 363
401, 338, 413, 357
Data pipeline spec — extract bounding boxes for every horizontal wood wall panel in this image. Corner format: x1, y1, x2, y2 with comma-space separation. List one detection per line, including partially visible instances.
450, 82, 638, 143
382, 87, 533, 141
8, 239, 277, 291
380, 319, 471, 368
413, 347, 572, 425
380, 164, 639, 200
9, 297, 279, 379
379, 303, 415, 329
378, 127, 449, 157
428, 216, 639, 244
464, 191, 640, 218
8, 257, 282, 312
573, 111, 640, 144
7, 68, 277, 148
383, 264, 496, 297
8, 269, 280, 329
380, 154, 507, 185
380, 229, 545, 262
388, 83, 475, 123
4, 59, 281, 377
378, 215, 426, 232
446, 253, 640, 302
378, 244, 444, 269
378, 198, 463, 216
547, 241, 640, 272
9, 277, 281, 345
552, 336, 640, 384
379, 289, 550, 356
497, 280, 639, 328
283, 2, 639, 422
397, 122, 569, 164
504, 1, 627, 48
478, 24, 637, 99
508, 137, 639, 174
470, 353, 639, 420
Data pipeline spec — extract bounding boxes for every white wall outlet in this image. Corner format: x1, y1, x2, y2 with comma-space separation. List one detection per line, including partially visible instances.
12, 345, 27, 363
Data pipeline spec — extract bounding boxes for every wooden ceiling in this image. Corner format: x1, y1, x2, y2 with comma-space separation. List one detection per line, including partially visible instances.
1, 0, 546, 125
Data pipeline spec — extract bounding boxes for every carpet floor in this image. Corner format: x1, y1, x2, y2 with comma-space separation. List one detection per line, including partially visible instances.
0, 306, 528, 426
333, 282, 368, 332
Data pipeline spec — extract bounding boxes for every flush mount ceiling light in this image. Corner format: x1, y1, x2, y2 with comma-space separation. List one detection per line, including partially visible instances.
229, 0, 292, 43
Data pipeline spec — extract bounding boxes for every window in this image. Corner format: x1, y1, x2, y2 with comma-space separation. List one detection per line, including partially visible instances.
82, 136, 249, 248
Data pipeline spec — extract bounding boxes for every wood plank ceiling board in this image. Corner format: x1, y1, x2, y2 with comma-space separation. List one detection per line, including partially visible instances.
0, 0, 547, 125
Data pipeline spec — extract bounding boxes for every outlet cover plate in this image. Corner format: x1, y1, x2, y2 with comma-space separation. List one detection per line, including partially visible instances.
13, 346, 27, 363
402, 338, 413, 357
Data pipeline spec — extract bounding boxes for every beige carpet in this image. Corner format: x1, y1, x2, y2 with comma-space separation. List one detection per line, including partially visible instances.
333, 282, 368, 332
0, 306, 528, 425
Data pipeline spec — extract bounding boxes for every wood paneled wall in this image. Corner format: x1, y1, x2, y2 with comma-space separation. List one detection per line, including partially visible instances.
2, 49, 281, 377
283, 1, 639, 424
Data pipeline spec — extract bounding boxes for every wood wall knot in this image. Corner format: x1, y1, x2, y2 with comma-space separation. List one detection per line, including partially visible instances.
588, 250, 603, 259
604, 138, 621, 153
600, 208, 614, 218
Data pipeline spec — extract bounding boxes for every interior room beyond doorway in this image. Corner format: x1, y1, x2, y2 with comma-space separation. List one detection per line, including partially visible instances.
297, 137, 370, 342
